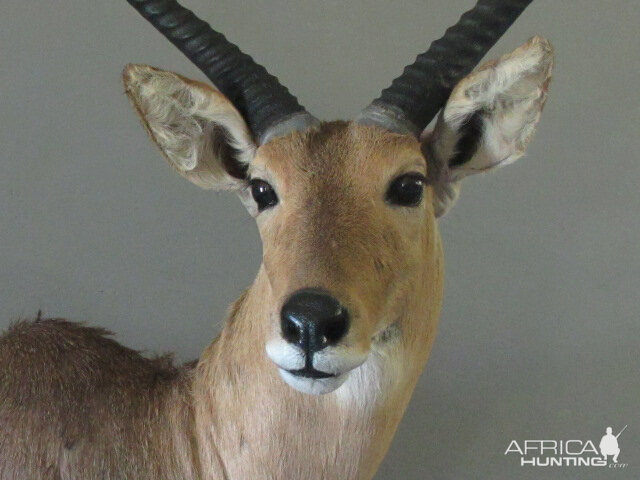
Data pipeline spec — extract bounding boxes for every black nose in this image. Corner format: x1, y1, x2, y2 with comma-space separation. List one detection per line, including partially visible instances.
281, 288, 350, 353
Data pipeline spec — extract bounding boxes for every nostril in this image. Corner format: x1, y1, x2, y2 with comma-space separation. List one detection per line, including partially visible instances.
282, 316, 303, 345
320, 308, 349, 346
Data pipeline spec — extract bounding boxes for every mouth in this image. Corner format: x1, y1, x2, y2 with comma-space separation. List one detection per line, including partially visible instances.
277, 367, 349, 395
266, 338, 368, 395
286, 367, 337, 379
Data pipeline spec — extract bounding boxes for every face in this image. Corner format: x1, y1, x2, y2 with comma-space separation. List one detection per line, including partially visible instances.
246, 121, 439, 394
126, 34, 552, 395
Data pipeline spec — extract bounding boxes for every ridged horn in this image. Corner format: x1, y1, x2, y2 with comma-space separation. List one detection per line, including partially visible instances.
126, 0, 319, 144
357, 0, 533, 136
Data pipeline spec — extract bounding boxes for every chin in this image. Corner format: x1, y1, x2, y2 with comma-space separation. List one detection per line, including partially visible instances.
278, 368, 350, 395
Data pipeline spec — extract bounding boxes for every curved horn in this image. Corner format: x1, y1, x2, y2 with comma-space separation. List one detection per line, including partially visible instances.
126, 0, 319, 144
357, 0, 533, 136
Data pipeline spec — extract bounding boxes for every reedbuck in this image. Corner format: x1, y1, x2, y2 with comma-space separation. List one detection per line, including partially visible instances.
0, 0, 553, 478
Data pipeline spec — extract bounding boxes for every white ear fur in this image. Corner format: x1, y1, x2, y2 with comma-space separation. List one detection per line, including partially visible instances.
123, 64, 256, 190
426, 36, 554, 216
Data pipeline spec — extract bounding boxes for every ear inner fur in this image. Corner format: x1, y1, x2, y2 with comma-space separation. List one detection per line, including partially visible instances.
122, 64, 255, 190
424, 36, 554, 217
448, 110, 485, 167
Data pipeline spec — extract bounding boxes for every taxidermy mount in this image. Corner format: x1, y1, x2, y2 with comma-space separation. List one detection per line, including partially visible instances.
0, 0, 553, 478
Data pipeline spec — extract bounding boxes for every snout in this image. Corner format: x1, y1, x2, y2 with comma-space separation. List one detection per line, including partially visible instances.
266, 288, 367, 395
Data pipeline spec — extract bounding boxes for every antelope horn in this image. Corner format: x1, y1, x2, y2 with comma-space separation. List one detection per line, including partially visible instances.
357, 0, 534, 136
126, 0, 319, 144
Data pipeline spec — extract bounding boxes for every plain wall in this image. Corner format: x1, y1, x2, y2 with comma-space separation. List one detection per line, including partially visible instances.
1, 1, 638, 478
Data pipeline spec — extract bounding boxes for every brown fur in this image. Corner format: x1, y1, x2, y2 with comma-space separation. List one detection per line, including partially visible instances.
1, 36, 552, 477
0, 123, 444, 480
0, 318, 197, 479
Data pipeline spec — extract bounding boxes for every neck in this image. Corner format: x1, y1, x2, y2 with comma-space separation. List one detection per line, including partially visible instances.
190, 259, 443, 479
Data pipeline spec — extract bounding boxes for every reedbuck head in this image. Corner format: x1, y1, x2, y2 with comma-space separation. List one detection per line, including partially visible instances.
124, 0, 552, 395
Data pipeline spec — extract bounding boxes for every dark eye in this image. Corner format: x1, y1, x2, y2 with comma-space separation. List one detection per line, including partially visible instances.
386, 173, 426, 207
249, 179, 278, 211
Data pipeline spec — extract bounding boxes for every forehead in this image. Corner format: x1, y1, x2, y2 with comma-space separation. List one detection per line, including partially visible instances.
251, 121, 425, 184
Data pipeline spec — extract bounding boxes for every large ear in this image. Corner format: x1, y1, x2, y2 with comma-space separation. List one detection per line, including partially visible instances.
424, 36, 554, 217
123, 64, 256, 190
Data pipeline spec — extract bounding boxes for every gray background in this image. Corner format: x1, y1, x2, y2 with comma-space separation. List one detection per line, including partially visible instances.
1, 1, 638, 478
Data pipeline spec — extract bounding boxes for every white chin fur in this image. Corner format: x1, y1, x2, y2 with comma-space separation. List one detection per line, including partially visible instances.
265, 338, 305, 370
313, 347, 367, 373
266, 339, 368, 395
278, 368, 350, 395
